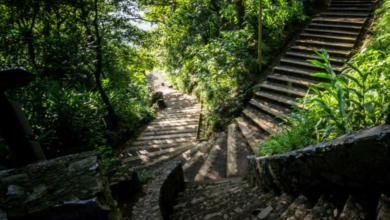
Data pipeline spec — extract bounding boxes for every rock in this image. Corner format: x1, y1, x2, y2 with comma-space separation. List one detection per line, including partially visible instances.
152, 92, 164, 103
6, 185, 26, 201
157, 99, 166, 109
0, 210, 7, 220
0, 152, 123, 220
257, 206, 273, 219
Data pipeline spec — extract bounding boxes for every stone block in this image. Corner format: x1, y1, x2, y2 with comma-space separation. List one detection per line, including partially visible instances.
0, 152, 123, 220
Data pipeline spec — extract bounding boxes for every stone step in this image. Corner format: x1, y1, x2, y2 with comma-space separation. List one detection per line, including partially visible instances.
254, 90, 303, 109
243, 107, 282, 135
151, 117, 199, 123
249, 98, 292, 119
331, 3, 372, 7
235, 116, 267, 155
267, 73, 323, 89
328, 7, 372, 12
125, 142, 184, 154
251, 193, 295, 220
141, 128, 197, 137
295, 39, 355, 50
304, 28, 360, 37
376, 195, 390, 220
304, 194, 345, 220
182, 139, 216, 181
226, 124, 250, 177
285, 52, 345, 65
260, 80, 310, 98
121, 143, 195, 163
148, 120, 199, 127
312, 17, 366, 25
137, 132, 197, 141
309, 23, 362, 31
172, 184, 251, 219
280, 58, 344, 73
229, 190, 277, 220
279, 194, 314, 219
339, 193, 380, 219
321, 12, 370, 17
194, 133, 227, 181
300, 33, 357, 43
290, 45, 350, 57
143, 123, 198, 132
179, 177, 247, 200
132, 143, 198, 171
131, 137, 193, 147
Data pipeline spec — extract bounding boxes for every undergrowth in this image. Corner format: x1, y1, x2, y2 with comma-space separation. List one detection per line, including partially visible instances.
259, 0, 390, 156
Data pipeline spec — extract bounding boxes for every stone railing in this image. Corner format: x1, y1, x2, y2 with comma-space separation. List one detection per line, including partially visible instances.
0, 152, 123, 220
247, 124, 390, 195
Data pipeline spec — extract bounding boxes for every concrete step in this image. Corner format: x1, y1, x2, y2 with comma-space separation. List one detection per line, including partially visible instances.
249, 98, 292, 119
243, 107, 282, 135
226, 124, 250, 177
229, 190, 277, 220
140, 128, 197, 137
254, 90, 303, 109
235, 116, 267, 155
309, 23, 362, 31
182, 138, 216, 181
300, 33, 357, 43
321, 12, 370, 17
280, 58, 344, 73
260, 81, 310, 98
376, 195, 390, 220
285, 52, 345, 65
305, 28, 360, 37
339, 193, 380, 219
267, 73, 322, 90
194, 133, 227, 181
304, 194, 346, 220
137, 132, 197, 141
130, 143, 198, 171
131, 137, 193, 147
296, 39, 355, 50
312, 17, 366, 25
279, 194, 314, 219
290, 45, 350, 57
121, 143, 195, 163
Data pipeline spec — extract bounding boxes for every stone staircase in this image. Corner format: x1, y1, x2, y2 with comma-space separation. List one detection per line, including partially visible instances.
124, 0, 385, 219
171, 176, 390, 220
238, 0, 373, 154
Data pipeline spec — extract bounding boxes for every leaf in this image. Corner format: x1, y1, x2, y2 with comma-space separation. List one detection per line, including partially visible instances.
310, 72, 333, 81
308, 60, 328, 69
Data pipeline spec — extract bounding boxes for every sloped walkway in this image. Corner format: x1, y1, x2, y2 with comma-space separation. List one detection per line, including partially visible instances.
120, 72, 201, 170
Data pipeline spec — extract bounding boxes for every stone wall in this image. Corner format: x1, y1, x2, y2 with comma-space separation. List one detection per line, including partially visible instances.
0, 152, 123, 220
248, 124, 390, 195
132, 161, 185, 220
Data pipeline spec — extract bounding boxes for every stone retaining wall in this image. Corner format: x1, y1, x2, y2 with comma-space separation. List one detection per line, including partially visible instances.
132, 161, 185, 220
248, 124, 390, 195
0, 152, 123, 220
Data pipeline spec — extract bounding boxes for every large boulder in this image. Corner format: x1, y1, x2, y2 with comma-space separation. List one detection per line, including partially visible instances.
0, 152, 123, 220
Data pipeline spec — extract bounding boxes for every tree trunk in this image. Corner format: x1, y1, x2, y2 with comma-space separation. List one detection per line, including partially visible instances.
258, 0, 263, 72
92, 0, 118, 128
235, 0, 245, 28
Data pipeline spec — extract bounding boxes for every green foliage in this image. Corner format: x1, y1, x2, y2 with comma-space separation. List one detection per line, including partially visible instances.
258, 2, 390, 157
0, 0, 156, 169
143, 0, 307, 133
